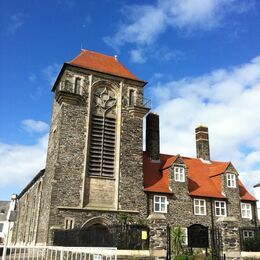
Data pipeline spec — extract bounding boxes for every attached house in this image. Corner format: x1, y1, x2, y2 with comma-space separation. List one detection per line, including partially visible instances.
143, 114, 258, 249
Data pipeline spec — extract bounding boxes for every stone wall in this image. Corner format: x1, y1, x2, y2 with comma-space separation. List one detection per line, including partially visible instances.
12, 64, 149, 246
12, 175, 43, 245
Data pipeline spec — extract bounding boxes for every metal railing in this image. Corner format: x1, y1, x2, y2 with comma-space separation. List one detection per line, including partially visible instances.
143, 98, 151, 109
0, 246, 117, 260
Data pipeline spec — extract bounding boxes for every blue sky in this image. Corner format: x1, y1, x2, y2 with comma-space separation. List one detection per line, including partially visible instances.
0, 0, 260, 200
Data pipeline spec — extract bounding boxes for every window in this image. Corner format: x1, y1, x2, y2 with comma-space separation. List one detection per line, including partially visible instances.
74, 77, 81, 94
174, 166, 185, 182
243, 230, 255, 239
88, 87, 117, 177
194, 199, 206, 215
64, 218, 74, 230
215, 201, 227, 217
154, 195, 167, 213
0, 223, 4, 232
241, 203, 252, 219
129, 89, 135, 106
227, 173, 236, 188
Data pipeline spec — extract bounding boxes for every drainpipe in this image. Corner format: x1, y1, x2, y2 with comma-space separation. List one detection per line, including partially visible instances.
210, 199, 215, 257
253, 202, 257, 229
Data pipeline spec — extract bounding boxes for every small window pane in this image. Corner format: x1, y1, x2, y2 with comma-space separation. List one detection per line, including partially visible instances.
154, 196, 167, 213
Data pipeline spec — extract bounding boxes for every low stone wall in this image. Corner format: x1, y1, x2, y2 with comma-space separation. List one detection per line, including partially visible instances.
117, 250, 152, 260
241, 251, 260, 259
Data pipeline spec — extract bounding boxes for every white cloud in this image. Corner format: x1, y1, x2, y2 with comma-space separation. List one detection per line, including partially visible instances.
82, 15, 91, 28
149, 55, 260, 193
0, 119, 49, 198
105, 0, 253, 49
130, 49, 146, 64
0, 134, 48, 189
6, 13, 25, 36
22, 119, 49, 133
42, 63, 61, 85
29, 73, 37, 82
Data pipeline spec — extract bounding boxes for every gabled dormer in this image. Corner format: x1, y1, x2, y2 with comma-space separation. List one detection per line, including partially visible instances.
162, 155, 189, 200
221, 163, 239, 194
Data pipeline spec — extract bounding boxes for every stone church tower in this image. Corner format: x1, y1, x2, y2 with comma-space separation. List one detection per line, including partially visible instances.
12, 49, 150, 245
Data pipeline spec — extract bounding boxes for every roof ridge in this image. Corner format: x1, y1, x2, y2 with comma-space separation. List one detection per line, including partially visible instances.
80, 48, 115, 59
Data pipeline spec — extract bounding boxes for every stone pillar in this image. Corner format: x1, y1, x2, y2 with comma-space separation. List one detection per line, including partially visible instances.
216, 217, 241, 259
146, 113, 160, 161
195, 126, 210, 161
148, 213, 167, 259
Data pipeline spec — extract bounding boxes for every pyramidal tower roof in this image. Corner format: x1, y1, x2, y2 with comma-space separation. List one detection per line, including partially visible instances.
69, 49, 140, 81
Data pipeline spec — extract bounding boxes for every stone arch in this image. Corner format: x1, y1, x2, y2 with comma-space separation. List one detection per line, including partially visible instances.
79, 217, 113, 247
81, 216, 112, 230
92, 79, 119, 95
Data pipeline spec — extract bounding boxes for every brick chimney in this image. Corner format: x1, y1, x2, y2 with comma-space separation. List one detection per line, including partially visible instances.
195, 126, 210, 161
146, 113, 160, 161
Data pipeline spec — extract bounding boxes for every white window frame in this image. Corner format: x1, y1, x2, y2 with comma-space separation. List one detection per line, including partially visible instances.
154, 195, 167, 213
242, 230, 255, 239
241, 203, 252, 219
215, 201, 227, 217
182, 227, 188, 245
194, 199, 206, 215
226, 173, 236, 188
174, 166, 185, 182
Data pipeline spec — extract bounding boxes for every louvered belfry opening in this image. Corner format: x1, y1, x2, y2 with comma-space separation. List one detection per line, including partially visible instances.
88, 86, 117, 177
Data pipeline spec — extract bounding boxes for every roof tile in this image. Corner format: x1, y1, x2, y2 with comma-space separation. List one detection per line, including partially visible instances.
143, 152, 256, 201
69, 49, 140, 81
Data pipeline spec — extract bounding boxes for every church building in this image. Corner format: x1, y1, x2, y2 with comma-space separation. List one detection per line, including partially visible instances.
11, 49, 258, 258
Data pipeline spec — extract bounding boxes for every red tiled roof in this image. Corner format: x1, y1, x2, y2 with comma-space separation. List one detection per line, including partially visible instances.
69, 49, 140, 81
238, 179, 257, 201
143, 152, 256, 201
143, 153, 173, 194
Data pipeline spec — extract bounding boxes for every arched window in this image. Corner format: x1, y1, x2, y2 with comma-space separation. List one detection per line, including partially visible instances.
88, 86, 117, 177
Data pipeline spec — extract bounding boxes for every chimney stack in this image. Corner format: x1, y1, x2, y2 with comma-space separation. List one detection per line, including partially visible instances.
195, 126, 210, 161
146, 113, 160, 161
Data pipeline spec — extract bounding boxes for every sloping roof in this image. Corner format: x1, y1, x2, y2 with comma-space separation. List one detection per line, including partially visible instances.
18, 169, 45, 199
0, 201, 10, 221
143, 152, 256, 201
143, 153, 174, 193
69, 49, 141, 81
238, 179, 257, 201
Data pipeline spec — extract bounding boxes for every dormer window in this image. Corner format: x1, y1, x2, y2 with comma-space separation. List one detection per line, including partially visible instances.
227, 173, 236, 188
174, 166, 185, 182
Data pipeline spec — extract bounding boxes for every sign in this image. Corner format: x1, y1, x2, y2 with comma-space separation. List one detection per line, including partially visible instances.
141, 231, 147, 240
